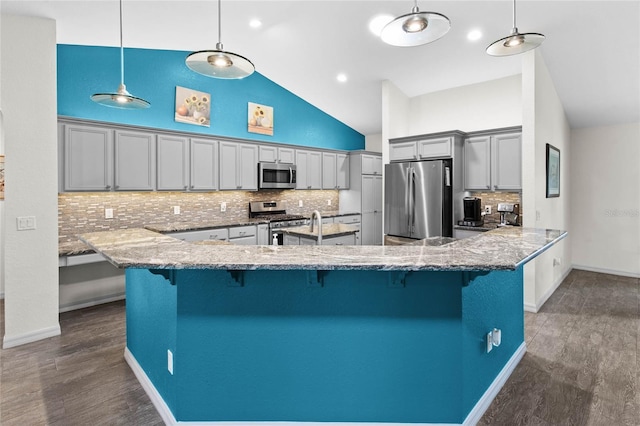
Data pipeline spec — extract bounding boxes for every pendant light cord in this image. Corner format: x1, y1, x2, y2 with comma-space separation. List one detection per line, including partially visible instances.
218, 0, 222, 45
119, 0, 125, 85
512, 0, 517, 30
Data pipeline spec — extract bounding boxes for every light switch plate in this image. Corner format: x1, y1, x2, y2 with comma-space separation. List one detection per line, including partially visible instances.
17, 216, 36, 231
105, 208, 113, 219
173, 206, 180, 215
220, 202, 227, 212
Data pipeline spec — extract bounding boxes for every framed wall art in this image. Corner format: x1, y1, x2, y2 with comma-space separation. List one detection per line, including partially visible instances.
546, 143, 560, 198
175, 86, 211, 127
248, 102, 273, 136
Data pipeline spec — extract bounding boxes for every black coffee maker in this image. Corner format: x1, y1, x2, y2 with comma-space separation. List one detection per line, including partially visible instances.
459, 197, 484, 227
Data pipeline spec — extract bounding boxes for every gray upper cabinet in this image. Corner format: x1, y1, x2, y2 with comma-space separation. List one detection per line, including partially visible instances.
418, 137, 452, 159
63, 123, 113, 191
296, 149, 323, 189
464, 131, 521, 191
322, 152, 350, 189
361, 154, 382, 175
219, 141, 258, 190
492, 133, 522, 191
157, 134, 189, 191
114, 130, 156, 191
259, 145, 295, 164
190, 139, 218, 191
389, 141, 418, 162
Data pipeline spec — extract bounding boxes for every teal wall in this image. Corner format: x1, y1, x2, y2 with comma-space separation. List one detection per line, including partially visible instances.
126, 267, 525, 423
57, 45, 364, 150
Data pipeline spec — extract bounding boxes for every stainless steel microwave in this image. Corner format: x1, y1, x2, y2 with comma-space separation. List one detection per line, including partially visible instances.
258, 162, 297, 189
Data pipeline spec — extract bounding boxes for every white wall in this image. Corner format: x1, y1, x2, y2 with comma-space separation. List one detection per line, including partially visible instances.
521, 50, 572, 312
408, 75, 522, 135
1, 15, 60, 347
571, 123, 640, 277
365, 133, 382, 153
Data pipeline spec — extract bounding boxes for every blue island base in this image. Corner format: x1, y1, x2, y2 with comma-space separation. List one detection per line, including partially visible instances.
125, 267, 525, 425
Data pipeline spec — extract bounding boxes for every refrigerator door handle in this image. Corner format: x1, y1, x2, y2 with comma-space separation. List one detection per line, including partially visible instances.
409, 167, 416, 234
405, 166, 412, 232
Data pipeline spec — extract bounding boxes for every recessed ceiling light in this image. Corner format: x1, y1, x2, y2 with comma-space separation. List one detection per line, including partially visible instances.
467, 29, 483, 41
249, 19, 262, 29
337, 73, 348, 83
369, 14, 394, 37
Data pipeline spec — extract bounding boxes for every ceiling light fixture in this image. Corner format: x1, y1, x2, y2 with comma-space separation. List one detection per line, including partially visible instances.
91, 0, 150, 109
486, 0, 545, 56
380, 0, 450, 47
185, 0, 255, 79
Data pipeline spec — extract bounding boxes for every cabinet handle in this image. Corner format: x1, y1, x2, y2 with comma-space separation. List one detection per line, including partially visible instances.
308, 185, 311, 189
486, 185, 491, 189
336, 243, 344, 246
106, 185, 111, 190
239, 231, 246, 235
237, 185, 242, 189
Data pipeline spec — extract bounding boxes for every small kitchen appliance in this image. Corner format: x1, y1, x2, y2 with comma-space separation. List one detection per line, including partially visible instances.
249, 200, 307, 245
459, 197, 484, 227
258, 162, 297, 189
497, 203, 520, 226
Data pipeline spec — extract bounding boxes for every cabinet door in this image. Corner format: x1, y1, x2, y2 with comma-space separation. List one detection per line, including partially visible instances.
190, 139, 218, 190
63, 124, 113, 191
278, 147, 295, 164
296, 149, 322, 189
464, 136, 491, 191
419, 137, 451, 159
157, 135, 189, 191
259, 145, 278, 163
361, 175, 382, 213
361, 212, 375, 245
239, 143, 258, 190
362, 154, 382, 175
389, 142, 417, 162
492, 133, 522, 191
114, 130, 155, 190
373, 211, 383, 245
256, 224, 269, 245
336, 153, 349, 189
322, 152, 337, 189
219, 141, 242, 190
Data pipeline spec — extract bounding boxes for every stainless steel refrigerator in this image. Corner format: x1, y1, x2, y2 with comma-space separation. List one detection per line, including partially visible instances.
384, 159, 453, 240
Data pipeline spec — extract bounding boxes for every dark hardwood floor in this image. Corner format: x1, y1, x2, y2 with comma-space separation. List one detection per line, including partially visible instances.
0, 269, 637, 425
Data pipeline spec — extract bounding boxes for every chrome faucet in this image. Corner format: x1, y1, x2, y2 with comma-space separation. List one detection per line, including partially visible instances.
309, 210, 323, 245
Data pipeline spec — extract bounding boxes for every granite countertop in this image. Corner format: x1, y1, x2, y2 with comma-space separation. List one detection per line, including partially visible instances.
79, 227, 567, 272
283, 223, 358, 240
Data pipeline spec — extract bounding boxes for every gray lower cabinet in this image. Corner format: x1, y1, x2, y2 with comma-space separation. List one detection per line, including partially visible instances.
296, 149, 323, 189
334, 214, 361, 245
114, 130, 156, 190
167, 228, 229, 242
219, 141, 258, 190
62, 123, 113, 191
190, 139, 218, 190
157, 134, 189, 190
257, 224, 269, 245
464, 131, 522, 191
228, 225, 257, 245
361, 175, 383, 245
284, 233, 355, 246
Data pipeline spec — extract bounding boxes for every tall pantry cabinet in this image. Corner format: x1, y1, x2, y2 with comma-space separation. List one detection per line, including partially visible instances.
339, 151, 383, 245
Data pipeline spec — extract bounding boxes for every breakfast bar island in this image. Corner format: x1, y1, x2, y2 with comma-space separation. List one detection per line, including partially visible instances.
80, 227, 566, 426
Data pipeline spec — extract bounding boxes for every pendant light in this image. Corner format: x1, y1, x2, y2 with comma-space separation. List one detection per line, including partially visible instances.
486, 0, 545, 56
91, 0, 150, 109
380, 0, 450, 47
185, 0, 255, 79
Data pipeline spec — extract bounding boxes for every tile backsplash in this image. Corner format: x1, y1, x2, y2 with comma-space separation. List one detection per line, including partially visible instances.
58, 190, 339, 244
469, 192, 522, 225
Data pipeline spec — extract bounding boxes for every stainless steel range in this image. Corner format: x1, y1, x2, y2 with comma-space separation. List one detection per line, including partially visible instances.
249, 201, 308, 245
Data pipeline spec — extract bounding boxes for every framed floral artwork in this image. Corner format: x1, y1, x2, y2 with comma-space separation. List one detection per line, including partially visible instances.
248, 102, 273, 136
175, 86, 211, 127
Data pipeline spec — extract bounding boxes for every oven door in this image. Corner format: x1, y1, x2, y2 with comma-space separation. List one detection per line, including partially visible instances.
259, 163, 296, 189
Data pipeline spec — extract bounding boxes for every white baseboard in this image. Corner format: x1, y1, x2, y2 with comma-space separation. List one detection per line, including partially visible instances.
59, 293, 125, 313
572, 264, 640, 279
126, 343, 527, 426
524, 267, 573, 313
462, 342, 527, 425
2, 324, 61, 349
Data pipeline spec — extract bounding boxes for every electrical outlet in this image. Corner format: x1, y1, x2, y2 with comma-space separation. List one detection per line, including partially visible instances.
220, 202, 227, 212
327, 199, 332, 206
484, 205, 491, 214
173, 206, 180, 215
553, 257, 562, 266
536, 210, 541, 221
17, 216, 36, 231
298, 200, 303, 207
105, 208, 113, 219
167, 349, 174, 375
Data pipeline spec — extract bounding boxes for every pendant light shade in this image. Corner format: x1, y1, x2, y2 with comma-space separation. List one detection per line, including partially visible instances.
381, 0, 450, 47
486, 0, 545, 56
185, 0, 255, 79
91, 0, 150, 109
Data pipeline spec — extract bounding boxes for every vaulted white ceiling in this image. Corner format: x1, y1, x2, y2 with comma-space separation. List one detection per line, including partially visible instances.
2, 1, 638, 136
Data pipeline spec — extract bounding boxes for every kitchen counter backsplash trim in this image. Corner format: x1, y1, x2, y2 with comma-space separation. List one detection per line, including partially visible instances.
58, 190, 340, 253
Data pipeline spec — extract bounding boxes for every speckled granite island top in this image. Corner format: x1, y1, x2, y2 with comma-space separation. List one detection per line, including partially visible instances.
79, 227, 566, 272
283, 223, 358, 240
